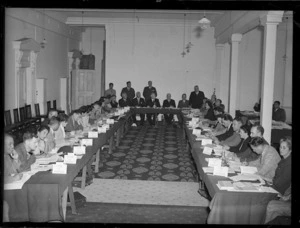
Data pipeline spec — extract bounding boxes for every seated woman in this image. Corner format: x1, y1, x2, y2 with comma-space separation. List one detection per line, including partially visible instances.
14, 130, 37, 172
65, 109, 84, 133
55, 113, 69, 140
110, 95, 118, 108
225, 125, 259, 162
199, 97, 208, 116
204, 100, 216, 121
248, 137, 281, 180
267, 137, 291, 195
33, 125, 50, 157
4, 134, 22, 183
217, 117, 242, 147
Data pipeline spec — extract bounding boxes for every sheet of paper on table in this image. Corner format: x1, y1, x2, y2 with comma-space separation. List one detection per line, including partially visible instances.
36, 153, 60, 165
106, 119, 115, 124
98, 127, 107, 133
88, 131, 98, 138
202, 139, 213, 146
217, 181, 234, 190
231, 182, 260, 192
208, 158, 222, 167
52, 162, 67, 174
213, 166, 228, 177
258, 186, 279, 194
81, 138, 93, 146
203, 147, 213, 155
192, 129, 202, 137
229, 173, 263, 183
63, 153, 77, 164
240, 166, 258, 175
73, 146, 86, 155
202, 167, 214, 173
4, 172, 33, 190
195, 135, 210, 141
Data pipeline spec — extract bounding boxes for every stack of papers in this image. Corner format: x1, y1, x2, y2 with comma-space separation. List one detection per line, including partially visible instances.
240, 166, 258, 174
217, 181, 234, 190
231, 182, 260, 192
36, 154, 60, 165
202, 167, 214, 173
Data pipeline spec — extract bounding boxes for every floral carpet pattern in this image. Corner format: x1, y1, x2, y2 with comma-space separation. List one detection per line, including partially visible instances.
95, 124, 199, 182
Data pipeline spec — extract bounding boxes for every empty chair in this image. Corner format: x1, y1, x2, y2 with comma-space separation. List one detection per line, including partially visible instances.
19, 106, 35, 127
53, 100, 57, 109
35, 103, 47, 118
25, 104, 40, 125
13, 108, 20, 124
47, 101, 51, 114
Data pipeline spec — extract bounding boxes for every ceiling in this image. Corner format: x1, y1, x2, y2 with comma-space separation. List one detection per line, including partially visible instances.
43, 9, 226, 27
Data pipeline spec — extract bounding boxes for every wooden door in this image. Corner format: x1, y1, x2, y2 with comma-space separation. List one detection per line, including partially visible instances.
71, 70, 95, 110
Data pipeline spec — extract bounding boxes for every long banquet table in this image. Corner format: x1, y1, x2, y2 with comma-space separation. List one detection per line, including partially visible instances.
4, 107, 279, 223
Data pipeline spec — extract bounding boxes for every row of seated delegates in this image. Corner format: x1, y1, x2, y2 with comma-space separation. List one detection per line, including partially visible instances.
272, 101, 286, 122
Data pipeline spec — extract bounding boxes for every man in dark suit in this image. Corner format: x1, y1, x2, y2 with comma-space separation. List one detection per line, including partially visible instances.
188, 85, 205, 109
146, 92, 161, 126
118, 92, 132, 107
272, 101, 286, 122
162, 93, 176, 125
132, 92, 146, 125
143, 81, 157, 102
177, 93, 189, 108
120, 81, 135, 102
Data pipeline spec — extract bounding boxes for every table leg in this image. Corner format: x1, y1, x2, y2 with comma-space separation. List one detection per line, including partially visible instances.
109, 136, 114, 154
81, 166, 87, 189
95, 148, 100, 173
68, 184, 77, 215
62, 187, 68, 221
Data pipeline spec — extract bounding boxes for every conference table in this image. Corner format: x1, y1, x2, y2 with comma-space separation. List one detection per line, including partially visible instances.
4, 107, 279, 224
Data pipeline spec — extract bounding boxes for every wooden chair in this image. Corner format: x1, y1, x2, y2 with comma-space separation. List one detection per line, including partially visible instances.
19, 106, 35, 127
53, 100, 57, 109
52, 100, 64, 114
25, 104, 41, 125
13, 108, 20, 124
35, 103, 47, 119
4, 110, 12, 126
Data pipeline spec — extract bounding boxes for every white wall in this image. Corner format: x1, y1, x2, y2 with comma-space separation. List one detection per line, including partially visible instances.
105, 19, 216, 104
237, 28, 263, 111
82, 27, 106, 102
5, 8, 80, 112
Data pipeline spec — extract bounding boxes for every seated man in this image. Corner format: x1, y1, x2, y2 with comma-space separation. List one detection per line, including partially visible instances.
89, 101, 103, 121
4, 134, 22, 183
44, 117, 60, 153
214, 114, 234, 142
14, 130, 37, 172
214, 99, 225, 112
253, 98, 261, 112
272, 101, 286, 122
146, 92, 161, 126
217, 117, 242, 147
199, 97, 208, 115
132, 91, 146, 125
250, 124, 269, 145
162, 93, 176, 125
41, 109, 58, 126
177, 93, 189, 109
119, 92, 132, 108
110, 95, 118, 108
65, 109, 84, 133
102, 95, 113, 113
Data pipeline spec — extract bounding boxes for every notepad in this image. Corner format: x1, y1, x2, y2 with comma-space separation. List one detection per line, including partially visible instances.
217, 181, 234, 190
202, 167, 214, 173
192, 129, 202, 136
202, 139, 213, 146
240, 166, 258, 174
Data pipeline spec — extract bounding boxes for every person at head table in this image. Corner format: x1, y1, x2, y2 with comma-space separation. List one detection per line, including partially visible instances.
272, 101, 286, 122
143, 80, 157, 102
41, 108, 58, 126
177, 93, 189, 109
65, 109, 84, 134
4, 134, 23, 183
119, 92, 132, 107
132, 91, 146, 126
120, 81, 135, 101
188, 85, 205, 109
246, 137, 281, 180
146, 92, 161, 126
163, 93, 176, 125
203, 100, 216, 121
110, 95, 119, 108
104, 82, 116, 97
200, 98, 208, 116
14, 130, 37, 172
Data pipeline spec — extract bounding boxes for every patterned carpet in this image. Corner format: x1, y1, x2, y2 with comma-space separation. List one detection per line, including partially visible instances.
95, 124, 199, 182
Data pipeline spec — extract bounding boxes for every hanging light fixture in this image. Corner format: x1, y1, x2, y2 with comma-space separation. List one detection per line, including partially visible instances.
198, 11, 211, 30
40, 9, 47, 48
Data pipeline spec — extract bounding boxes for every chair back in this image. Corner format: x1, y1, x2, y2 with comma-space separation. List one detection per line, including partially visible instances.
4, 110, 12, 126
47, 101, 51, 114
53, 100, 57, 109
25, 105, 32, 118
13, 108, 20, 123
19, 107, 26, 122
35, 103, 40, 116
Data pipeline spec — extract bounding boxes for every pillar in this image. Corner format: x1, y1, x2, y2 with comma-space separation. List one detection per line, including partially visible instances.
229, 34, 242, 117
260, 11, 284, 143
215, 44, 225, 103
